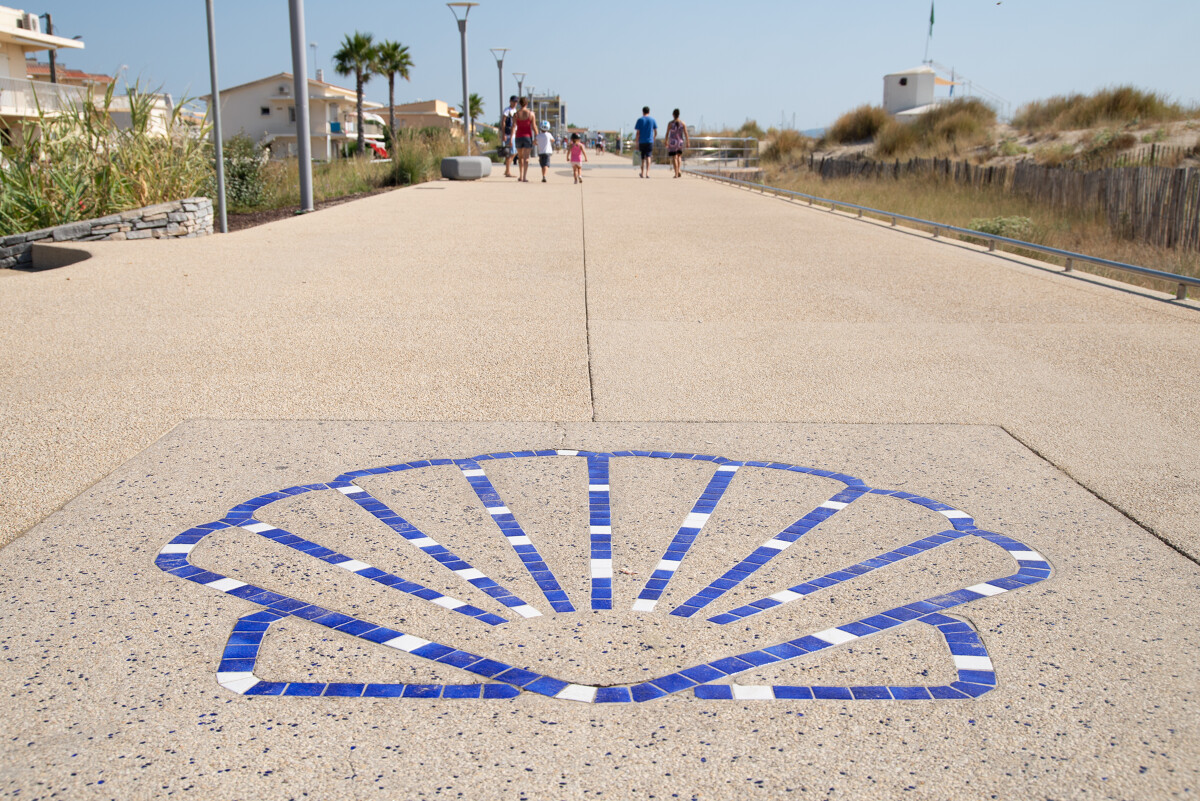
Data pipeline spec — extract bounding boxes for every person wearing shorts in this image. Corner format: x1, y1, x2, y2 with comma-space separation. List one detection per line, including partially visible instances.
501, 95, 518, 177
665, 108, 689, 178
634, 106, 657, 178
512, 97, 537, 183
536, 121, 555, 182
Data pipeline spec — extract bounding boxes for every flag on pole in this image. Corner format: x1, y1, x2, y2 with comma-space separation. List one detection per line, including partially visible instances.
929, 2, 935, 36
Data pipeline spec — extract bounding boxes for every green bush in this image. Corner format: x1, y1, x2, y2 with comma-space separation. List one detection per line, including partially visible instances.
969, 215, 1034, 240
737, 119, 765, 138
826, 105, 889, 144
222, 133, 267, 210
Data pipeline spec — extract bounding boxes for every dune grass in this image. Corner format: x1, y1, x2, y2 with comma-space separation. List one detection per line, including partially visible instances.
875, 98, 996, 159
762, 163, 1199, 293
1014, 86, 1193, 132
825, 105, 889, 144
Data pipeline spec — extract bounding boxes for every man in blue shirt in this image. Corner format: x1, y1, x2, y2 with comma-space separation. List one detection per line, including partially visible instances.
634, 106, 657, 179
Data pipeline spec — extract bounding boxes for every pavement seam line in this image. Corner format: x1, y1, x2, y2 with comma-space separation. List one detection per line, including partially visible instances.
580, 180, 597, 422
998, 424, 1200, 568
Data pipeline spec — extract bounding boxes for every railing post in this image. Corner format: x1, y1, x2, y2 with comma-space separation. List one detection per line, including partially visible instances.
857, 208, 863, 218
1178, 283, 1188, 301
1065, 258, 1074, 273
932, 226, 939, 238
989, 238, 996, 252
891, 216, 897, 226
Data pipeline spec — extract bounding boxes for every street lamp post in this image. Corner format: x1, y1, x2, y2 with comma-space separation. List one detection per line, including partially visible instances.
204, 0, 227, 233
489, 48, 508, 130
512, 72, 525, 105
447, 3, 478, 156
288, 0, 314, 212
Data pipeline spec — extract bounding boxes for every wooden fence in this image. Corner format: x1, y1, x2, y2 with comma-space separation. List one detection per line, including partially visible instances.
805, 154, 1200, 251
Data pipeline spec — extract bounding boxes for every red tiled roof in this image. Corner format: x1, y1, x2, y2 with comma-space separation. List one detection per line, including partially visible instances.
26, 62, 114, 84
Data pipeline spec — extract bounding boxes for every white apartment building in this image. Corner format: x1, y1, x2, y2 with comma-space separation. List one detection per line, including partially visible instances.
0, 4, 86, 145
204, 71, 385, 161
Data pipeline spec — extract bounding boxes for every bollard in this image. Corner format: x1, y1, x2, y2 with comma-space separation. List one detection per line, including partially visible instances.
857, 208, 863, 218
891, 216, 897, 226
989, 239, 996, 252
1065, 258, 1074, 273
932, 226, 939, 238
1178, 284, 1188, 301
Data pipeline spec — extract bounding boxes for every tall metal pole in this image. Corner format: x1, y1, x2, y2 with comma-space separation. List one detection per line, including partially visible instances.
458, 20, 470, 154
489, 48, 507, 128
204, 0, 227, 233
513, 72, 524, 107
288, 0, 314, 212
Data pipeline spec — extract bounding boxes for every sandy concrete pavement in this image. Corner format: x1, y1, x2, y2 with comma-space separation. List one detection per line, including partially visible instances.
1, 151, 1198, 800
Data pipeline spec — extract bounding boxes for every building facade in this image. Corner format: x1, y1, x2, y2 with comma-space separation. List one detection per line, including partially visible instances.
0, 4, 86, 145
203, 72, 385, 160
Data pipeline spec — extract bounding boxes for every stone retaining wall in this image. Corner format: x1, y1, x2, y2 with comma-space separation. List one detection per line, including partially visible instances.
0, 197, 214, 270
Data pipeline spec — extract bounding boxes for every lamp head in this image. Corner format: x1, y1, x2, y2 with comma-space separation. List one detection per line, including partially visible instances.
446, 2, 478, 20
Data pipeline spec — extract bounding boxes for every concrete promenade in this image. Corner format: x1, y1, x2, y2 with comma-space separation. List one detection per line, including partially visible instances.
1, 152, 1198, 799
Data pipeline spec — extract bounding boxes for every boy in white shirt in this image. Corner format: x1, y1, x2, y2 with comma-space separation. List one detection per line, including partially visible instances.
536, 121, 555, 183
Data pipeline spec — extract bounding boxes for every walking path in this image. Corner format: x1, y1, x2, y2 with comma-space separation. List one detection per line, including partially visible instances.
1, 152, 1197, 799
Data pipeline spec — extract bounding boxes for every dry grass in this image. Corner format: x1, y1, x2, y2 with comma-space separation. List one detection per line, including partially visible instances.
761, 130, 817, 164
825, 105, 889, 144
1013, 86, 1193, 132
874, 98, 997, 159
763, 163, 1199, 293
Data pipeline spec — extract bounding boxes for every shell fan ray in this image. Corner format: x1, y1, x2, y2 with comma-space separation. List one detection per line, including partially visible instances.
156, 449, 1051, 702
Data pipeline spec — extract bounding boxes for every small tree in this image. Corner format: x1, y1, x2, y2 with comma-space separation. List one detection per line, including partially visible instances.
459, 93, 484, 141
373, 40, 413, 140
333, 31, 375, 155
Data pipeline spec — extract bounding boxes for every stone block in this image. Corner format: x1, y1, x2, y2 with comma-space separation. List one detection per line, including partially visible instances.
52, 222, 94, 242
126, 230, 153, 240
440, 156, 492, 180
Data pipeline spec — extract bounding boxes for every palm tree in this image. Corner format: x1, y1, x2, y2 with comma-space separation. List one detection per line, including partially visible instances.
459, 93, 484, 142
333, 31, 375, 155
373, 40, 413, 141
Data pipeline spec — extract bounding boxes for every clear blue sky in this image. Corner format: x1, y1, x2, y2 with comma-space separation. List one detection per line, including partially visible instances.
31, 0, 1200, 132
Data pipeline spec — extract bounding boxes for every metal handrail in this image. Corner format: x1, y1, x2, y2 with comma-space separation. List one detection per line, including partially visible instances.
686, 167, 1198, 301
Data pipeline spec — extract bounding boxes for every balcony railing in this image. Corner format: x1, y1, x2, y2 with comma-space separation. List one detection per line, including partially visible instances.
0, 76, 92, 117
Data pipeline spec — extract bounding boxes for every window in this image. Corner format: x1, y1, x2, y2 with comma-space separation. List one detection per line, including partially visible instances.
288, 106, 296, 123
899, 77, 908, 86
260, 106, 270, 116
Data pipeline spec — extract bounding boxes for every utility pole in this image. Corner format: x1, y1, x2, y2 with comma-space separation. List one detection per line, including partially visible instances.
39, 13, 56, 83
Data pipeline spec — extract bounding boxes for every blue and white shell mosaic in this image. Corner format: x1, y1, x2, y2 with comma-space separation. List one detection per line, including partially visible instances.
157, 450, 1051, 702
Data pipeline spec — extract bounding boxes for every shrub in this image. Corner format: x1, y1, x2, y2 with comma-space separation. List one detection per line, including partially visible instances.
389, 127, 463, 186
826, 105, 889, 144
874, 120, 919, 157
969, 215, 1035, 240
915, 98, 995, 146
1014, 86, 1191, 131
737, 119, 765, 139
0, 82, 211, 236
222, 133, 267, 210
1034, 142, 1077, 168
761, 129, 814, 163
998, 138, 1027, 157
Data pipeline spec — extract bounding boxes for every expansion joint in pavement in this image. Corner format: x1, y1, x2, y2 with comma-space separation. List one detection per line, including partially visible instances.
1000, 424, 1200, 567
580, 182, 597, 422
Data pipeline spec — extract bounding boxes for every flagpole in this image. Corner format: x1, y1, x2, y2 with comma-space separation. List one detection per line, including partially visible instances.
924, 1, 934, 63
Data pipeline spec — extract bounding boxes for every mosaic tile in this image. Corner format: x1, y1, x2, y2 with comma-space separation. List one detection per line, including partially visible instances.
161, 450, 1051, 702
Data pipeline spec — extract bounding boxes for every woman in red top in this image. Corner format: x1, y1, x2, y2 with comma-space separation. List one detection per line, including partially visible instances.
512, 97, 537, 183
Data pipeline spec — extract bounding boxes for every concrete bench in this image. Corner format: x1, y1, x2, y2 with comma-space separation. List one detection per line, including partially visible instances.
440, 156, 493, 180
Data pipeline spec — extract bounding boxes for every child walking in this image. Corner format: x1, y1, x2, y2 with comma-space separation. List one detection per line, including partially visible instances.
568, 133, 588, 184
535, 121, 555, 182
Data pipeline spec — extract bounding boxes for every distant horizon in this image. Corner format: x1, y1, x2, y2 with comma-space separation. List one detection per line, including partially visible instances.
27, 0, 1200, 133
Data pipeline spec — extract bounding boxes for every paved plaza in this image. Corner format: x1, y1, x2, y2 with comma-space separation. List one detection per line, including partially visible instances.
1, 153, 1198, 799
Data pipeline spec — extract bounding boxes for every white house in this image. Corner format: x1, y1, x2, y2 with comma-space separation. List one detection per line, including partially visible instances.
0, 4, 86, 145
203, 71, 385, 161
